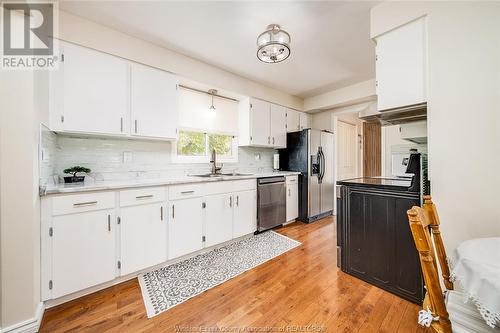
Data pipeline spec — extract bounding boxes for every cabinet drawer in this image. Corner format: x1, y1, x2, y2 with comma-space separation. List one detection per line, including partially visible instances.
286, 175, 298, 185
52, 192, 115, 216
119, 187, 166, 207
169, 183, 205, 200
205, 181, 234, 196
232, 179, 256, 192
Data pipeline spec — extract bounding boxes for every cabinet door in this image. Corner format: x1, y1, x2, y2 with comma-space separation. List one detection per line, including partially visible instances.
233, 190, 257, 238
286, 108, 300, 132
58, 42, 128, 135
131, 64, 178, 139
346, 191, 367, 275
299, 112, 311, 130
205, 193, 233, 247
120, 203, 167, 275
168, 198, 203, 259
250, 98, 271, 146
376, 18, 426, 110
52, 210, 116, 298
270, 104, 287, 148
286, 184, 298, 221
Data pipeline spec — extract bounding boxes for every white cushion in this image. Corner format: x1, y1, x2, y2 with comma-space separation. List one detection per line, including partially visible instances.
446, 291, 499, 332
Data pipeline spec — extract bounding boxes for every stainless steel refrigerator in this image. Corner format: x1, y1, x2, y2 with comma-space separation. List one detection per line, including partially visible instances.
279, 129, 334, 223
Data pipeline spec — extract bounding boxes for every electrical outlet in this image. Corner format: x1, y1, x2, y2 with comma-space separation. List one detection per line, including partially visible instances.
123, 151, 133, 163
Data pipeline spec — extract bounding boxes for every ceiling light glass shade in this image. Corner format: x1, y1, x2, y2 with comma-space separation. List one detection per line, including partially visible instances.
257, 24, 291, 63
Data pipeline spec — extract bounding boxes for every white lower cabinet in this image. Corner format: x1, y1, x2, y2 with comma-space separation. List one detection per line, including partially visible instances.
286, 176, 299, 221
120, 202, 167, 275
233, 190, 257, 238
205, 193, 233, 247
43, 180, 258, 301
168, 197, 204, 259
52, 209, 116, 298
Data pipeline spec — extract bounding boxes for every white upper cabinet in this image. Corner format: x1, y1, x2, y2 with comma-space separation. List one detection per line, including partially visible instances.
286, 108, 300, 132
375, 17, 427, 111
238, 97, 287, 148
250, 98, 271, 146
270, 104, 287, 148
52, 42, 129, 135
299, 112, 311, 130
130, 63, 178, 139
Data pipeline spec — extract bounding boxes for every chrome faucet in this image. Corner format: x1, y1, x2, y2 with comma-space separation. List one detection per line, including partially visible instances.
210, 149, 223, 175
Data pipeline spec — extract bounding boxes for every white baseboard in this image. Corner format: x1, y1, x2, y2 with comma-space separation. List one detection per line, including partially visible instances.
0, 302, 45, 333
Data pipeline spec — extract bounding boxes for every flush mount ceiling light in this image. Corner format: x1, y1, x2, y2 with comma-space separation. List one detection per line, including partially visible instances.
257, 24, 291, 63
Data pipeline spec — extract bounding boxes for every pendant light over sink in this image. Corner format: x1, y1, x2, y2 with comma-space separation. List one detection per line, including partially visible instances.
257, 24, 291, 63
208, 89, 217, 117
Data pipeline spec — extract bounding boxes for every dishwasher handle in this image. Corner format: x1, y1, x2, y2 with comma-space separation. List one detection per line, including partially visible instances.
257, 176, 285, 185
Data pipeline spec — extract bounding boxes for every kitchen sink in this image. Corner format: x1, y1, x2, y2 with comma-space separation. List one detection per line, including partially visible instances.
191, 173, 253, 178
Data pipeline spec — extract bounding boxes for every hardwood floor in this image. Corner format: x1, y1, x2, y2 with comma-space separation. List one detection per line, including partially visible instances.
40, 217, 429, 333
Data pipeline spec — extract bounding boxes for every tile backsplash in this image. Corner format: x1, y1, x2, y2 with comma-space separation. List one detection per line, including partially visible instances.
40, 133, 277, 184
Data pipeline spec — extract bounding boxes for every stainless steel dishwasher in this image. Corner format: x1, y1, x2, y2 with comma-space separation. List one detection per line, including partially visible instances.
257, 176, 286, 232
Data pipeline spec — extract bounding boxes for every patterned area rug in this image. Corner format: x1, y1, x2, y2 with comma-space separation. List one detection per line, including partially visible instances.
138, 231, 301, 317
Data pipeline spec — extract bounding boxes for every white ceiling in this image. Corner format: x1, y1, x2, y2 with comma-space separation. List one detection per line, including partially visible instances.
60, 1, 378, 98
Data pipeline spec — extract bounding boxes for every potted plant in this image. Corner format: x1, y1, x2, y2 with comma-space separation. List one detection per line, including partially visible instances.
63, 166, 91, 183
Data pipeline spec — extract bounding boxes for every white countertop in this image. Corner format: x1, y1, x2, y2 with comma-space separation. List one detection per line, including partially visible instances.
40, 171, 301, 196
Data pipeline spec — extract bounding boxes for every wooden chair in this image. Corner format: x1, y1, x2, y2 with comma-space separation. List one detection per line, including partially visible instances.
407, 196, 497, 333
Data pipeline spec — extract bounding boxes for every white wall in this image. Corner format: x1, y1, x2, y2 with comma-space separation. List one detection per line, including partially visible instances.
58, 11, 303, 110
372, 2, 500, 250
304, 79, 376, 111
0, 69, 42, 330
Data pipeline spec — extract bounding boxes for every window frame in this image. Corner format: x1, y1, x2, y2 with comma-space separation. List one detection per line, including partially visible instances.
172, 128, 238, 164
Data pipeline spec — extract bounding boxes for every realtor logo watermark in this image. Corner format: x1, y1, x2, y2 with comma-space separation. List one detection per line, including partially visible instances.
1, 1, 58, 69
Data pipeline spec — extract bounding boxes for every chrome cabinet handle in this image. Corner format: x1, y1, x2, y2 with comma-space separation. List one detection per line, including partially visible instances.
181, 190, 195, 194
229, 196, 233, 208
136, 195, 153, 200
134, 120, 138, 133
172, 204, 175, 219
272, 137, 275, 144
288, 188, 291, 196
236, 195, 239, 207
120, 117, 123, 132
73, 201, 97, 207
107, 214, 111, 231
160, 206, 163, 221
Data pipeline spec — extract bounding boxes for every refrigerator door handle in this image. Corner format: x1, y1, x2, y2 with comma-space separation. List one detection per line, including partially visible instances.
319, 148, 326, 183
317, 147, 324, 184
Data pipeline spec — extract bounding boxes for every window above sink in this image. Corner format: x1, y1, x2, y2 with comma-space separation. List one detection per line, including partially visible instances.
173, 130, 238, 163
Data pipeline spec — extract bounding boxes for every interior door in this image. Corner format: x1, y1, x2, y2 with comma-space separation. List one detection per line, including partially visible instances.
168, 198, 203, 259
363, 122, 382, 177
270, 104, 287, 148
205, 193, 233, 247
250, 98, 270, 146
233, 190, 257, 238
320, 131, 334, 213
59, 42, 128, 135
337, 121, 358, 180
52, 210, 116, 298
130, 63, 178, 139
120, 202, 167, 275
